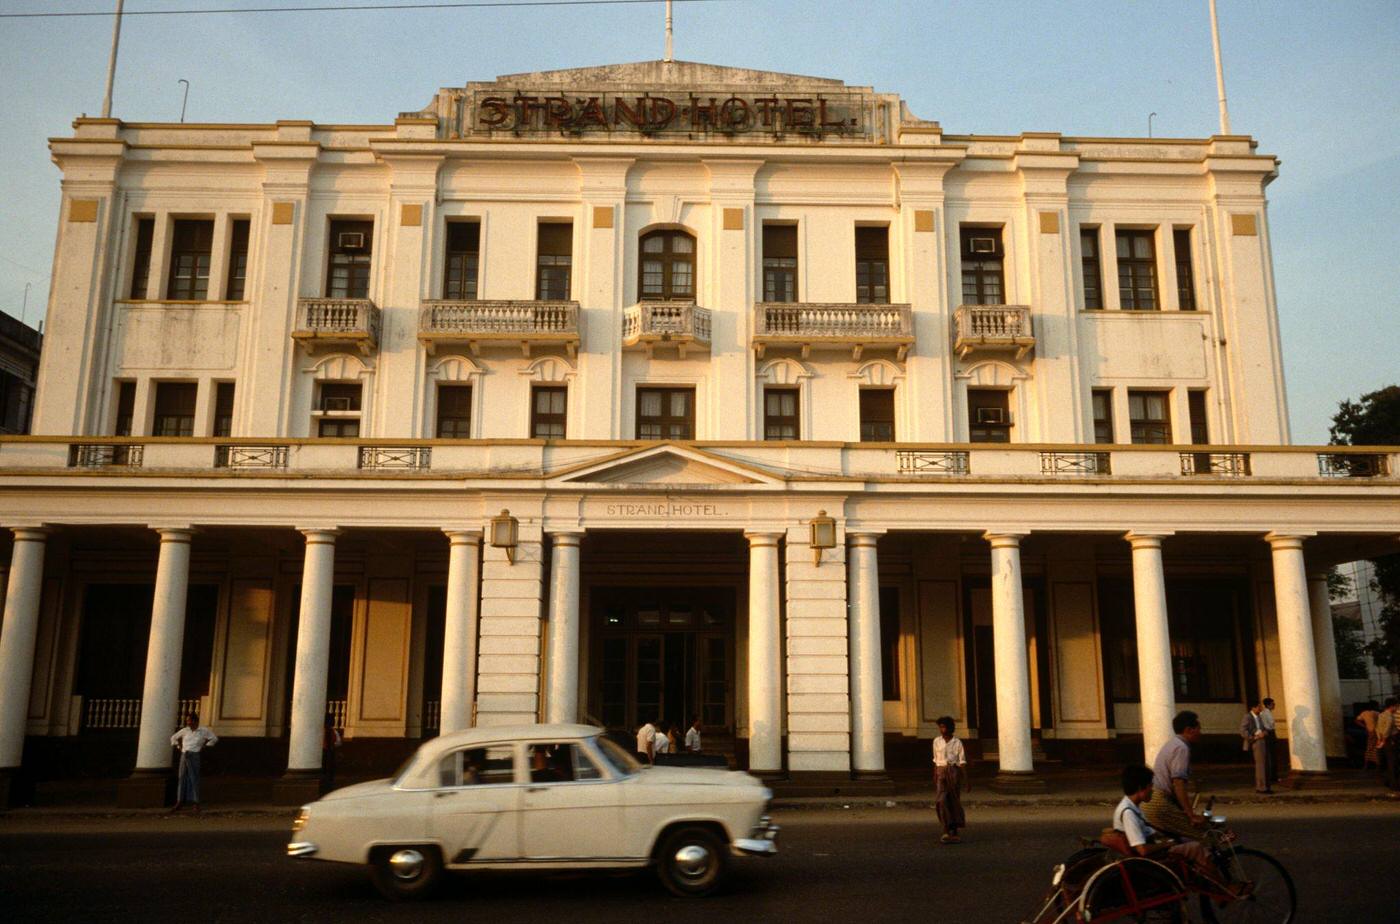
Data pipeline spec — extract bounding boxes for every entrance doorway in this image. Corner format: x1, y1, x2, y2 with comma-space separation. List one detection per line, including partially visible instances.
589, 587, 735, 738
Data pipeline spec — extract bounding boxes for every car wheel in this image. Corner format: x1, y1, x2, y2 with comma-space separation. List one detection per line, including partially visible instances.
656, 826, 727, 898
369, 845, 442, 901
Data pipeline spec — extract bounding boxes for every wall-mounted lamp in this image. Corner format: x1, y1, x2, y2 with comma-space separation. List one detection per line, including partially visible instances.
808, 509, 837, 566
490, 508, 519, 563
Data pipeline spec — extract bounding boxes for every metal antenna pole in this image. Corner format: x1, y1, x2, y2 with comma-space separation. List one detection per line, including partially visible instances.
664, 0, 674, 62
1148, 112, 1157, 138
100, 0, 125, 118
178, 79, 190, 122
21, 283, 31, 326
1209, 0, 1231, 134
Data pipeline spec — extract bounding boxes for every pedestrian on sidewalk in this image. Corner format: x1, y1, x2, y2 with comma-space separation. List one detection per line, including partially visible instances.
320, 712, 342, 795
1377, 697, 1400, 790
1241, 700, 1272, 794
1356, 701, 1381, 770
169, 712, 217, 813
932, 716, 968, 844
636, 717, 659, 764
1260, 697, 1279, 784
684, 716, 703, 752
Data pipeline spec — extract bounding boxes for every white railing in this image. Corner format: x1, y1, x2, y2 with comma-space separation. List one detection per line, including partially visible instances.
80, 696, 202, 730
954, 304, 1035, 358
755, 303, 912, 338
622, 301, 712, 347
419, 300, 578, 335
327, 699, 348, 729
294, 298, 381, 345
423, 700, 441, 731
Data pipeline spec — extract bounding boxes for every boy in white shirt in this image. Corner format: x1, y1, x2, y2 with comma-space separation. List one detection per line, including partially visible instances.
1113, 764, 1209, 870
636, 718, 658, 764
932, 715, 968, 844
684, 716, 702, 752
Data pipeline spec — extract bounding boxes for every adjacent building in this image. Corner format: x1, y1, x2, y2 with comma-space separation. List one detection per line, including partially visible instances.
0, 310, 41, 436
2, 60, 1397, 803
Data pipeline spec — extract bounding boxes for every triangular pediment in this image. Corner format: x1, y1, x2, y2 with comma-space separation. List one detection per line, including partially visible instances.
551, 444, 783, 487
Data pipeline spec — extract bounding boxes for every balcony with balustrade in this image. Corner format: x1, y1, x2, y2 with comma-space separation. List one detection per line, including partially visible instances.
753, 303, 914, 361
622, 301, 711, 357
291, 298, 381, 355
953, 304, 1035, 360
418, 299, 580, 357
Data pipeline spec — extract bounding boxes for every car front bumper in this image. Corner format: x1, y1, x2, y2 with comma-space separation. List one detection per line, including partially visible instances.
733, 815, 780, 856
286, 841, 319, 858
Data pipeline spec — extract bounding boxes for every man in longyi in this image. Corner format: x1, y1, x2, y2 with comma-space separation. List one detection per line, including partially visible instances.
1140, 710, 1208, 839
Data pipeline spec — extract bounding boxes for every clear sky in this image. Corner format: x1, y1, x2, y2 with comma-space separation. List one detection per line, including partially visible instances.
1, 0, 1396, 442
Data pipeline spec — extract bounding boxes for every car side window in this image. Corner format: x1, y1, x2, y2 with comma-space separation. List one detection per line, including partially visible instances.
438, 744, 516, 787
527, 742, 603, 784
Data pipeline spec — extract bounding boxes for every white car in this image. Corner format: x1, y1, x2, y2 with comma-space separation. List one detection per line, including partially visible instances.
287, 722, 778, 899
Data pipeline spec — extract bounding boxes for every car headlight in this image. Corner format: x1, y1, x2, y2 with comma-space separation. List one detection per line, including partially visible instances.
291, 808, 310, 833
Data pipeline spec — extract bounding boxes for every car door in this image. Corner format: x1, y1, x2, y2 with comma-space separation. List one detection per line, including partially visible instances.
519, 739, 626, 862
427, 742, 523, 864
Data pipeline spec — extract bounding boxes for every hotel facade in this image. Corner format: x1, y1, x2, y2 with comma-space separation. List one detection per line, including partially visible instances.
1, 60, 1397, 802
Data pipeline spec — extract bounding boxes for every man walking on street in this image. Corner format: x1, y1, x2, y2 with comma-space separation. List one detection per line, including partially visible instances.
1242, 700, 1272, 794
1141, 710, 1208, 840
169, 712, 217, 813
1260, 696, 1279, 783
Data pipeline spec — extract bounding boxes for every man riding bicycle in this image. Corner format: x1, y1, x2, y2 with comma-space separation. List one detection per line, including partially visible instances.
1141, 710, 1209, 840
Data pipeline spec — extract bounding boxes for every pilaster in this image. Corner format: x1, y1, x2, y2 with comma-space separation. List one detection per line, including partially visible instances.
783, 522, 850, 775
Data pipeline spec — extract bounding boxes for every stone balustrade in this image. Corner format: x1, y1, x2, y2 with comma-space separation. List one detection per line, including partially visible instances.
953, 304, 1035, 359
622, 301, 712, 356
418, 299, 580, 356
292, 298, 381, 354
753, 302, 914, 360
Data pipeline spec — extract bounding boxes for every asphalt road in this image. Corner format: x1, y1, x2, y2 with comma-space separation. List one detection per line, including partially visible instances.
3, 804, 1398, 922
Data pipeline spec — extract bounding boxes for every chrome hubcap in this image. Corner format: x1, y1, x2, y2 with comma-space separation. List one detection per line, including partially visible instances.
388, 848, 425, 881
674, 843, 712, 879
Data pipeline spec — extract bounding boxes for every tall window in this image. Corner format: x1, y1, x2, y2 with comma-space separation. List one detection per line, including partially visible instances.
315, 382, 361, 438
530, 385, 567, 439
960, 227, 1006, 305
639, 230, 695, 300
113, 381, 136, 436
167, 219, 214, 300
443, 221, 480, 300
1081, 227, 1103, 309
536, 222, 572, 300
968, 389, 1012, 443
762, 224, 798, 302
1092, 388, 1114, 443
129, 217, 154, 299
854, 226, 889, 304
436, 384, 473, 438
1128, 389, 1171, 444
225, 219, 250, 301
1187, 390, 1209, 445
1116, 229, 1158, 310
152, 382, 197, 437
636, 387, 695, 440
1101, 578, 1243, 702
880, 586, 901, 701
1174, 228, 1196, 311
763, 387, 799, 440
859, 389, 895, 442
327, 219, 373, 299
212, 382, 235, 437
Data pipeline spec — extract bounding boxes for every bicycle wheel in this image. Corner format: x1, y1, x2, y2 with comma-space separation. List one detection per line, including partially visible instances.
1200, 847, 1296, 924
1080, 857, 1186, 923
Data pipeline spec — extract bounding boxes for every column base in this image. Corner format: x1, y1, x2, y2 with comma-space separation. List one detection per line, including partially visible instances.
990, 770, 1048, 793
749, 769, 788, 784
272, 770, 322, 806
1281, 769, 1341, 789
117, 769, 174, 808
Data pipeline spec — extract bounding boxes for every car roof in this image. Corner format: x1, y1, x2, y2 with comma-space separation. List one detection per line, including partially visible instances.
400, 723, 605, 781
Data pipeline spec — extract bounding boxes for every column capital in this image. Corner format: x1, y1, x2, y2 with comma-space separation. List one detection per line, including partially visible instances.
984, 529, 1029, 548
1124, 530, 1174, 548
1264, 531, 1315, 549
1307, 570, 1331, 583
847, 530, 885, 548
150, 526, 195, 543
442, 528, 483, 545
297, 526, 342, 543
549, 531, 584, 548
744, 531, 784, 547
7, 526, 52, 543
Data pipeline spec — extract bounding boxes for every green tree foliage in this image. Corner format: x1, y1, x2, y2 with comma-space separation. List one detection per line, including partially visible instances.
1330, 385, 1400, 672
1333, 613, 1368, 679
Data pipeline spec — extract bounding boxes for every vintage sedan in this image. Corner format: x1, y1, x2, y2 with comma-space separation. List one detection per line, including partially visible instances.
287, 723, 778, 899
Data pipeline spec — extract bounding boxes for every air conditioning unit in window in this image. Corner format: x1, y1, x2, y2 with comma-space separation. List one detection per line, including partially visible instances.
337, 232, 365, 250
321, 396, 353, 412
976, 407, 1007, 425
969, 237, 997, 254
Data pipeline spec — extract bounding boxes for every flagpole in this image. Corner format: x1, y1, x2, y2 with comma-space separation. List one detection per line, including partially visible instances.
101, 0, 125, 118
1208, 0, 1231, 134
664, 0, 674, 63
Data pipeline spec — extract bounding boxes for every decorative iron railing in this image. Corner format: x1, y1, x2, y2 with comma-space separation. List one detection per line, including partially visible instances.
896, 450, 971, 475
358, 446, 432, 471
68, 443, 143, 468
1041, 451, 1112, 476
1180, 451, 1252, 476
1316, 452, 1389, 478
214, 445, 289, 469
622, 301, 712, 347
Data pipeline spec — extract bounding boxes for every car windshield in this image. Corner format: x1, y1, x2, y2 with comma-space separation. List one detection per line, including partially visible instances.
593, 735, 642, 777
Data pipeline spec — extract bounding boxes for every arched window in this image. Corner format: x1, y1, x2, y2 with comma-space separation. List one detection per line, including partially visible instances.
639, 229, 695, 300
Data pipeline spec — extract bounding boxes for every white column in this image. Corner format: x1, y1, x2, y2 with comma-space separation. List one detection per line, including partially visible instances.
0, 528, 49, 770
133, 528, 193, 771
847, 532, 885, 776
985, 531, 1034, 775
746, 532, 783, 775
439, 529, 481, 735
1126, 532, 1177, 766
287, 528, 339, 772
1267, 533, 1326, 773
545, 531, 583, 724
1308, 572, 1345, 760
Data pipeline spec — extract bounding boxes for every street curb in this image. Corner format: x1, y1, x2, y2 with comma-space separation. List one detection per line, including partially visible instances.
772, 793, 1400, 810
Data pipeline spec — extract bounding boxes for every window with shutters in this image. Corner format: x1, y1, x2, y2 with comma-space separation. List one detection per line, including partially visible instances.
762, 224, 798, 302
113, 381, 136, 436
1174, 228, 1197, 311
859, 388, 895, 442
636, 387, 695, 440
443, 221, 480, 300
536, 222, 573, 300
1081, 227, 1103, 309
968, 388, 1012, 443
1116, 229, 1158, 310
531, 385, 567, 439
213, 382, 235, 437
1092, 388, 1114, 443
763, 387, 799, 440
167, 219, 214, 300
436, 384, 473, 438
152, 382, 197, 437
960, 227, 1006, 305
854, 226, 889, 304
315, 382, 362, 438
639, 230, 695, 300
225, 219, 250, 301
129, 217, 154, 299
1128, 389, 1172, 444
327, 219, 373, 299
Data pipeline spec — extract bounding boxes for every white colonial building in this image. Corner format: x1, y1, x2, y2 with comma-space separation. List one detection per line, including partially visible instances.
1, 61, 1397, 803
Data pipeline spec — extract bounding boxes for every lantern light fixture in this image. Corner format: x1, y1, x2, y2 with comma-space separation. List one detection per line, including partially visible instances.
490, 508, 519, 563
809, 509, 837, 566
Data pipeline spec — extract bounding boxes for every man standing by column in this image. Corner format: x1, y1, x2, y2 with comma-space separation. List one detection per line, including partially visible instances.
1241, 700, 1271, 794
1259, 696, 1279, 784
169, 712, 217, 813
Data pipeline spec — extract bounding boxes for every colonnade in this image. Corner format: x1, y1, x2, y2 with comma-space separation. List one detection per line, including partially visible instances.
0, 523, 1367, 798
